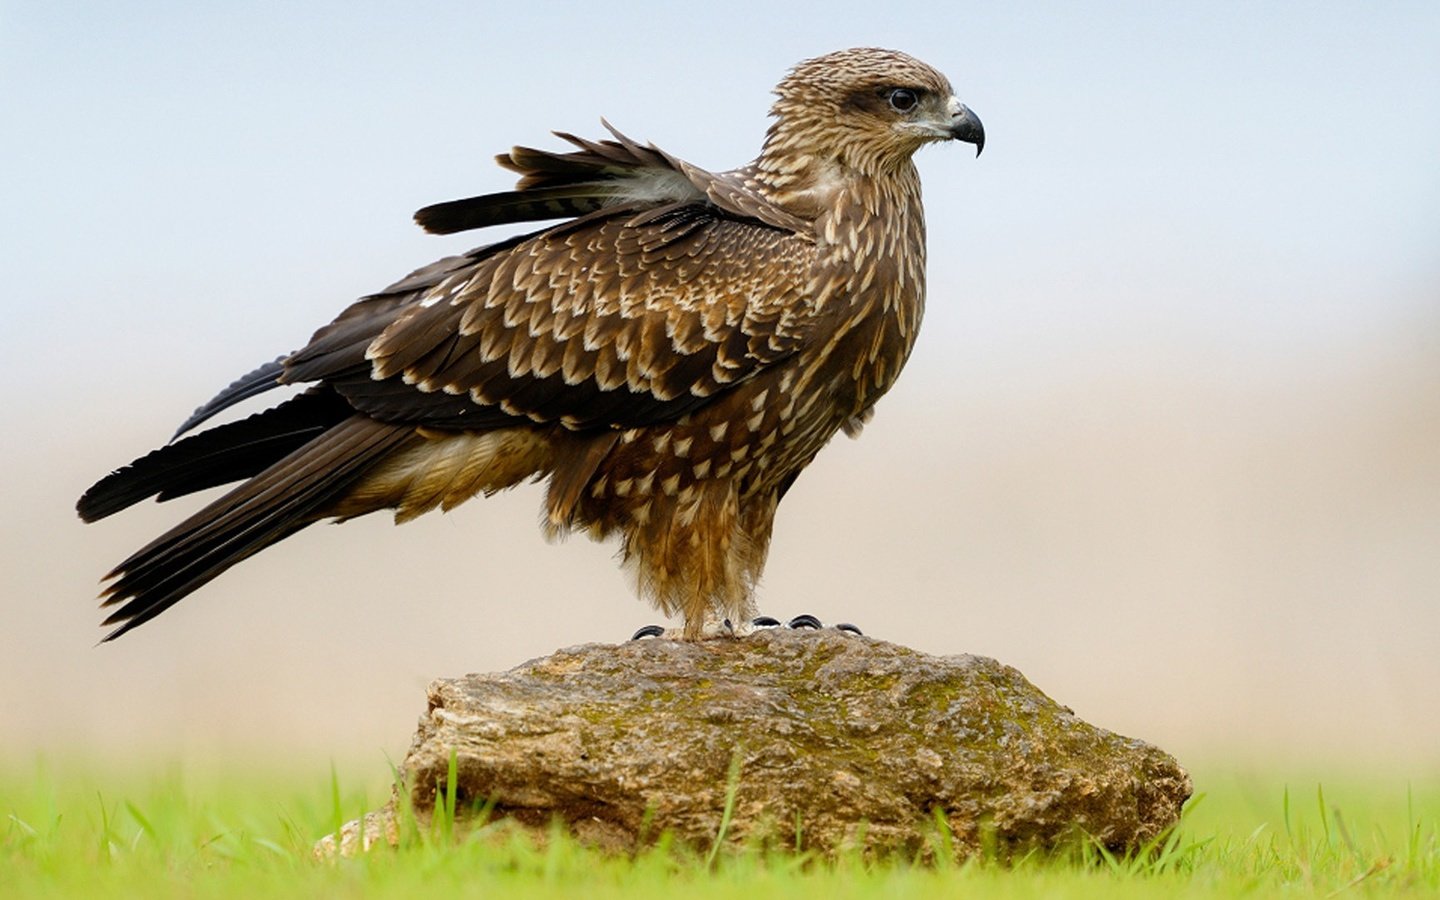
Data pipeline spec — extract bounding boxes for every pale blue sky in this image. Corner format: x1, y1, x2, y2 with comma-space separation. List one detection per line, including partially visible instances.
3, 1, 1436, 394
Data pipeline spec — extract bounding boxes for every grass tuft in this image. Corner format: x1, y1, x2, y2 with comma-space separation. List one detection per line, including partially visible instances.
1, 759, 1437, 898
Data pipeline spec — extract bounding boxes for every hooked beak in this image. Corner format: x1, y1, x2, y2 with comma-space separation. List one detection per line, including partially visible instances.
947, 99, 985, 156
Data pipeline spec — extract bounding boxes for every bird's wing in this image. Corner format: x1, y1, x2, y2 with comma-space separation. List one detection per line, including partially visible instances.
176, 127, 814, 439
286, 197, 822, 432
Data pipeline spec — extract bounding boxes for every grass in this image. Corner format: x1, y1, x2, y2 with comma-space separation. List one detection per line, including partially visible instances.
3, 757, 1438, 898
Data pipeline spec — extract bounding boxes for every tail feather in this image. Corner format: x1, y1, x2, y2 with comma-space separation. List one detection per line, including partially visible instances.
98, 520, 311, 640
76, 390, 351, 523
93, 416, 417, 642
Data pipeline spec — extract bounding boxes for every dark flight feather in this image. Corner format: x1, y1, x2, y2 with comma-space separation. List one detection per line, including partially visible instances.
413, 187, 612, 236
78, 390, 352, 523
172, 357, 286, 439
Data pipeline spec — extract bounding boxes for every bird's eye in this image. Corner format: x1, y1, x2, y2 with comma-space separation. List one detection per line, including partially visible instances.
887, 88, 919, 113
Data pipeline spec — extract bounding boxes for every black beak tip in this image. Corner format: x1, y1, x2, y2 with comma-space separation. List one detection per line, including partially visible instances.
951, 104, 985, 157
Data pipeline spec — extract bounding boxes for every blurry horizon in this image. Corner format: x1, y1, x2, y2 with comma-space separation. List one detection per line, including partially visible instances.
2, 3, 1437, 773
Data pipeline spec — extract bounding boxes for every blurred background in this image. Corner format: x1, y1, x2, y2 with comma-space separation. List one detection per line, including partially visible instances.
2, 2, 1436, 775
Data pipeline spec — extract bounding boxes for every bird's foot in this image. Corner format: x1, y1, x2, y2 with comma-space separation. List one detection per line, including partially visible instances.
629, 617, 746, 641
750, 614, 863, 635
629, 615, 862, 641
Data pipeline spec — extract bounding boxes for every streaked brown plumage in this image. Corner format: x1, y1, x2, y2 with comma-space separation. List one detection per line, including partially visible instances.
77, 48, 984, 641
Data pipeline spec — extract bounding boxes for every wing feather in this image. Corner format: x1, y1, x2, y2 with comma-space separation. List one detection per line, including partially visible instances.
415, 123, 812, 237
214, 126, 830, 436
171, 358, 286, 439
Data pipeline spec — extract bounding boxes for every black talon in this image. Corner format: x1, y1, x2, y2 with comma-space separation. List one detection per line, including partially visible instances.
788, 614, 822, 630
630, 624, 666, 640
752, 616, 782, 628
835, 623, 863, 636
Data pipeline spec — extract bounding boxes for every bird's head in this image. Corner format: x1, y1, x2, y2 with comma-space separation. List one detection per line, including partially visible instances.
762, 48, 983, 180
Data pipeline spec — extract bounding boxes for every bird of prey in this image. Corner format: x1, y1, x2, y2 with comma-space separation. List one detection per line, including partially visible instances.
77, 47, 984, 642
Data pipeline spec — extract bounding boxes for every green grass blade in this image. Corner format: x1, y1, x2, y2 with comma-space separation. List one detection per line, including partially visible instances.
706, 745, 744, 869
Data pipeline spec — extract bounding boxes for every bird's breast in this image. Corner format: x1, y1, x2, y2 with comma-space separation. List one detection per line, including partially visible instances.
805, 177, 928, 417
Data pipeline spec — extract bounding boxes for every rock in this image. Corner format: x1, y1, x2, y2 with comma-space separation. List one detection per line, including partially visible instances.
313, 811, 397, 859
325, 630, 1191, 860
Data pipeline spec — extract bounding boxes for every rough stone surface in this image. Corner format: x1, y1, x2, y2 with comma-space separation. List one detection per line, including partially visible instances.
324, 630, 1191, 860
